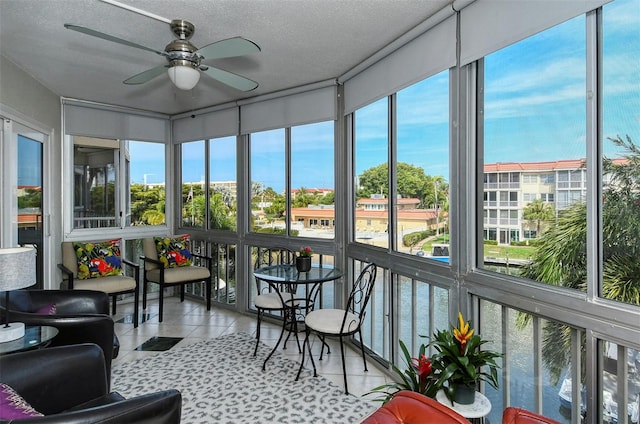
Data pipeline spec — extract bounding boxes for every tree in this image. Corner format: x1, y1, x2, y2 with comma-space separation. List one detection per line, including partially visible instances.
293, 187, 314, 208
520, 135, 640, 384
209, 192, 234, 230
358, 162, 448, 208
522, 198, 555, 238
131, 184, 165, 225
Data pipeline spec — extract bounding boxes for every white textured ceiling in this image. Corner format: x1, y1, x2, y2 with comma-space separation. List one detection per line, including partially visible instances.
0, 0, 450, 115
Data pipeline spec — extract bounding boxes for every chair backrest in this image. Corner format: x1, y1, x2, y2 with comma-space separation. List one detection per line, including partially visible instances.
344, 262, 377, 328
253, 247, 296, 271
61, 241, 79, 276
61, 239, 123, 278
253, 247, 296, 292
142, 237, 160, 270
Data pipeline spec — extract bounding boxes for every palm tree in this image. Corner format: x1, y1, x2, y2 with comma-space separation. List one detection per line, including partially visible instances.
520, 135, 640, 383
522, 198, 555, 238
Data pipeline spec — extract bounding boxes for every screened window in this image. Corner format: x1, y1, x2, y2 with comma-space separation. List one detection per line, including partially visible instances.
396, 71, 449, 258
129, 141, 165, 226
209, 136, 237, 231
291, 121, 335, 238
181, 141, 206, 228
250, 129, 285, 234
73, 136, 118, 229
354, 98, 389, 248
481, 15, 586, 287
601, 0, 640, 306
72, 137, 165, 229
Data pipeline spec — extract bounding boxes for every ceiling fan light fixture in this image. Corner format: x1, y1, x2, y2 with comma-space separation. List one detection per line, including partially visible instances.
167, 63, 200, 90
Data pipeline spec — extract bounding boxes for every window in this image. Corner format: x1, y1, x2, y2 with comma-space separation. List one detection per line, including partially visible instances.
209, 136, 237, 230
181, 141, 205, 228
601, 0, 640, 307
481, 14, 586, 283
396, 71, 450, 257
73, 137, 118, 229
129, 141, 166, 226
291, 121, 335, 238
541, 174, 555, 184
354, 98, 389, 247
540, 193, 554, 202
250, 129, 285, 234
72, 137, 165, 229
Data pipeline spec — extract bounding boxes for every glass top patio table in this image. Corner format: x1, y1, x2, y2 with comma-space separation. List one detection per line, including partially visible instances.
253, 264, 342, 284
253, 264, 343, 370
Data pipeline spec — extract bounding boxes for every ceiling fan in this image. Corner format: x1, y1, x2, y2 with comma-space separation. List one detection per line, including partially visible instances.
64, 19, 260, 91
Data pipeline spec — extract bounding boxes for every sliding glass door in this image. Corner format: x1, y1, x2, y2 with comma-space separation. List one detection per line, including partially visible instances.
1, 118, 47, 288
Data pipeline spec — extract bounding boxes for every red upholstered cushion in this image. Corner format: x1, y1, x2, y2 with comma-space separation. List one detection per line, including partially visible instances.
362, 391, 470, 424
502, 407, 561, 424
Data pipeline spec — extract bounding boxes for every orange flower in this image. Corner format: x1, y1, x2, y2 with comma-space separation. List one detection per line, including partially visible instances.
453, 312, 474, 354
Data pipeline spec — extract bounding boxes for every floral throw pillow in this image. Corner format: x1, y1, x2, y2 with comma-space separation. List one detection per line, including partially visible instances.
73, 239, 123, 280
154, 235, 193, 268
0, 383, 43, 419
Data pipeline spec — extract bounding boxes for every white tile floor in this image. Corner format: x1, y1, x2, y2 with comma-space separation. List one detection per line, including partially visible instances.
111, 296, 391, 401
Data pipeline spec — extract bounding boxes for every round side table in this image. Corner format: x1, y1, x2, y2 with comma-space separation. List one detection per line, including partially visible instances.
0, 325, 58, 355
436, 389, 492, 423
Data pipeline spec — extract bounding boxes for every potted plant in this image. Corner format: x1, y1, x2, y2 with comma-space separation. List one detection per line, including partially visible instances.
430, 312, 501, 405
296, 246, 313, 272
364, 340, 440, 404
365, 312, 501, 406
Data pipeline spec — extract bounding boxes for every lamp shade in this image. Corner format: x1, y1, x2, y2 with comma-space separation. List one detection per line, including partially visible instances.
0, 247, 36, 291
167, 65, 201, 90
0, 247, 35, 342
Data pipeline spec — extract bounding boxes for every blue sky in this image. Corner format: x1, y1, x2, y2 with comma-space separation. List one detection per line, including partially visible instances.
18, 135, 42, 186
53, 0, 639, 193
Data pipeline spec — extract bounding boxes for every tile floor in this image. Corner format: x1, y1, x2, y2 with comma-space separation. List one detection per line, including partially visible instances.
112, 295, 391, 402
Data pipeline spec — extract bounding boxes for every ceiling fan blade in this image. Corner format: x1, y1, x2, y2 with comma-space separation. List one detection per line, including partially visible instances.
201, 66, 258, 91
64, 24, 167, 57
123, 64, 168, 85
196, 37, 261, 60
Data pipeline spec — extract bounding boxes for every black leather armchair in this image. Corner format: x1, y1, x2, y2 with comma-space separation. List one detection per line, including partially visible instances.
0, 289, 119, 385
0, 344, 182, 423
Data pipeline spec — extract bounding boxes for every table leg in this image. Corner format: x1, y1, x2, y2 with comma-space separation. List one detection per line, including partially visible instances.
262, 310, 289, 371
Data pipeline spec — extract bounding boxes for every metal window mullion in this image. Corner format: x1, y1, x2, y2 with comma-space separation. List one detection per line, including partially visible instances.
428, 284, 435, 356
617, 345, 629, 424
585, 9, 601, 303
389, 94, 397, 251
204, 139, 210, 229
411, 277, 418, 352
285, 128, 292, 236
502, 305, 510, 407
571, 328, 582, 424
533, 317, 543, 412
384, 271, 390, 361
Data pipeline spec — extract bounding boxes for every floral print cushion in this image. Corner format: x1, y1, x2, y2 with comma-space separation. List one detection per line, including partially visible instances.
73, 239, 123, 280
154, 235, 193, 268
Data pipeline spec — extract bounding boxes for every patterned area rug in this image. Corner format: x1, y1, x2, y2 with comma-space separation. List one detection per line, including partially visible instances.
112, 332, 376, 423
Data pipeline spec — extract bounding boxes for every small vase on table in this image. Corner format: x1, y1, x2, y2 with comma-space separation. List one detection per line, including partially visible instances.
296, 256, 311, 272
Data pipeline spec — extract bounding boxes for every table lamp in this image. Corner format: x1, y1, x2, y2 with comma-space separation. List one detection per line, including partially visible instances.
0, 247, 36, 342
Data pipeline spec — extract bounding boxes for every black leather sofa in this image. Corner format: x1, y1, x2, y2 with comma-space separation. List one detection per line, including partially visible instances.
0, 344, 181, 423
0, 289, 119, 385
